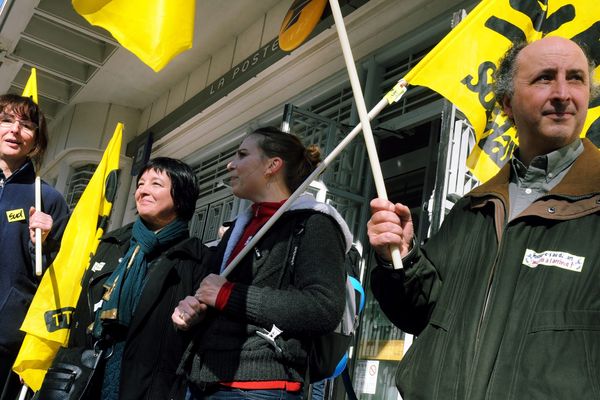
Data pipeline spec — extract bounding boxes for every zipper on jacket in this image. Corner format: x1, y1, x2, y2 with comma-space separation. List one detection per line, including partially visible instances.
473, 197, 508, 351
474, 233, 504, 351
467, 203, 509, 396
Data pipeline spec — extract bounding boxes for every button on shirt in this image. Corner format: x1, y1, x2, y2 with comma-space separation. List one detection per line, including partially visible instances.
508, 139, 583, 220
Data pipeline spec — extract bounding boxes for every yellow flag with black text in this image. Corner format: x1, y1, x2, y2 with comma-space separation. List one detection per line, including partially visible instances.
13, 123, 122, 390
72, 0, 194, 72
404, 0, 600, 182
21, 67, 38, 104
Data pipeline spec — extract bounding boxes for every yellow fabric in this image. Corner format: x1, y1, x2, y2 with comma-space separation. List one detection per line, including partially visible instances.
71, 0, 194, 72
21, 68, 38, 104
13, 123, 123, 390
404, 0, 600, 182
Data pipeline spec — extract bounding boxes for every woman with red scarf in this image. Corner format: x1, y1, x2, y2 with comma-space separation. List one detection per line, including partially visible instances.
173, 127, 352, 400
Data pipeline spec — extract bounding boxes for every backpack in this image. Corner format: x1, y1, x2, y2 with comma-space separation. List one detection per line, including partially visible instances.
288, 218, 365, 383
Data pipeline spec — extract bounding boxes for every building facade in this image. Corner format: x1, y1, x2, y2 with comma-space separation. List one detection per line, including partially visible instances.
8, 0, 584, 399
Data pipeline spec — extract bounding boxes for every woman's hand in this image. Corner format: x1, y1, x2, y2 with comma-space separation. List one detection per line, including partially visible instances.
29, 207, 53, 244
195, 273, 228, 307
172, 296, 208, 331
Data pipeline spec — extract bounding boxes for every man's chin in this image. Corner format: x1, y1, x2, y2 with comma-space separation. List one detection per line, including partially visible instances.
541, 133, 580, 151
540, 122, 582, 140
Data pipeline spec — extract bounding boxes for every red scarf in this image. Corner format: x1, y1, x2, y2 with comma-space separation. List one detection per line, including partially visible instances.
216, 200, 286, 310
226, 199, 286, 266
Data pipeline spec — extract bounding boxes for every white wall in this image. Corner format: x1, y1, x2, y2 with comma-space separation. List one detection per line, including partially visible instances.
45, 102, 140, 163
40, 101, 140, 230
136, 0, 290, 135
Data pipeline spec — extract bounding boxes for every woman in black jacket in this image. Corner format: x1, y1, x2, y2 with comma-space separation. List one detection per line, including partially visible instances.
40, 157, 207, 400
172, 127, 352, 400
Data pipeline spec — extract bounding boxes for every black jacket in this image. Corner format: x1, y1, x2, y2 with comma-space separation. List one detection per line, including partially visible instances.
0, 160, 69, 357
69, 223, 210, 400
181, 194, 352, 387
372, 139, 600, 399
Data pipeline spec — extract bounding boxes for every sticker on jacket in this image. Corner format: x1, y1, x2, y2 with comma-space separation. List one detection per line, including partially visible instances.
522, 249, 584, 272
6, 208, 25, 222
91, 261, 105, 272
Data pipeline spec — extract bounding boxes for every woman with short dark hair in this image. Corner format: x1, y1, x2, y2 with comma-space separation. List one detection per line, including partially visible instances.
39, 157, 208, 399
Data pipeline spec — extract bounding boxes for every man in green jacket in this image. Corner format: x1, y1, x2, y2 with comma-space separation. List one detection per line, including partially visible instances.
367, 36, 600, 399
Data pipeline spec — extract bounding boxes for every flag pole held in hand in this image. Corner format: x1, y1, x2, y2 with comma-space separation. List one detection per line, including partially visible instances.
328, 0, 403, 269
34, 176, 42, 276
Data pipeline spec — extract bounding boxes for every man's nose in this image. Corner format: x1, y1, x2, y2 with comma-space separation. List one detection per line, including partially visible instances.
551, 77, 571, 101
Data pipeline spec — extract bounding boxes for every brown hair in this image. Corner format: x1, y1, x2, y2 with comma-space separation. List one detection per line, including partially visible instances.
250, 126, 321, 192
0, 94, 48, 166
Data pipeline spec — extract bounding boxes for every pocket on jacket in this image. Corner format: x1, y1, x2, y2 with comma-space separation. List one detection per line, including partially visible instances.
396, 306, 454, 398
517, 310, 600, 399
529, 310, 600, 332
428, 305, 453, 331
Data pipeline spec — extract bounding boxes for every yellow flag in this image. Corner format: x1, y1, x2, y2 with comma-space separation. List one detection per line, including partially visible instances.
13, 123, 123, 390
404, 0, 600, 182
71, 0, 194, 72
21, 67, 38, 104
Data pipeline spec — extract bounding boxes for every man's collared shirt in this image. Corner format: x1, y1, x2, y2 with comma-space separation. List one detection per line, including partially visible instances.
508, 139, 583, 220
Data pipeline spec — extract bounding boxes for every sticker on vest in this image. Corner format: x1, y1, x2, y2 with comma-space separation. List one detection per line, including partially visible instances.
6, 208, 25, 222
522, 249, 584, 272
93, 299, 103, 312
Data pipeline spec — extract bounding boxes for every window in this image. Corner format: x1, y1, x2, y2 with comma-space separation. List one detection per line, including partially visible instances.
65, 164, 96, 210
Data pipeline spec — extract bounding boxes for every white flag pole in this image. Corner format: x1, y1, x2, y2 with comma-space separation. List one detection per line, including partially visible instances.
34, 176, 42, 276
18, 384, 28, 400
220, 81, 407, 278
328, 0, 403, 269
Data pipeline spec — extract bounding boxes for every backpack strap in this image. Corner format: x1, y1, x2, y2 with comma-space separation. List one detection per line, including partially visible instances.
341, 366, 359, 400
348, 275, 365, 313
254, 213, 311, 375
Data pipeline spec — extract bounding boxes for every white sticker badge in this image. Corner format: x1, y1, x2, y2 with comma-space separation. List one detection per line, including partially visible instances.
522, 249, 584, 273
91, 262, 105, 272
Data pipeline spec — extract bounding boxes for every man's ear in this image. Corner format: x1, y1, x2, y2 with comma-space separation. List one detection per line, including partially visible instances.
502, 95, 514, 120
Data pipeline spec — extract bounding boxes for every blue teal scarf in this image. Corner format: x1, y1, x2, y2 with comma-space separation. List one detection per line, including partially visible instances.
92, 217, 189, 339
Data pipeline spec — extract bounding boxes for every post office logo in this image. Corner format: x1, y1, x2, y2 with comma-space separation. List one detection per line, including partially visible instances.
522, 249, 584, 273
6, 208, 25, 222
